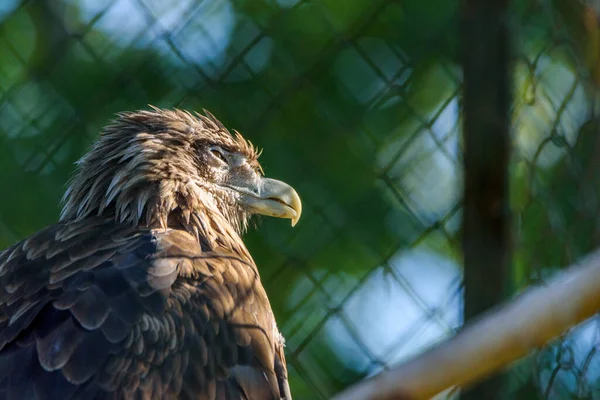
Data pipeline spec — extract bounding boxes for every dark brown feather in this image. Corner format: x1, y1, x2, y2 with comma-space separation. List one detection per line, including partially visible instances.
0, 217, 291, 399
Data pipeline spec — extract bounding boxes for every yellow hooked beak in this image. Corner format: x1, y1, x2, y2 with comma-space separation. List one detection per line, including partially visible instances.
230, 177, 302, 226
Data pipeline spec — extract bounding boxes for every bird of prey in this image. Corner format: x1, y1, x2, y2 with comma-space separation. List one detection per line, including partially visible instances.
0, 108, 301, 400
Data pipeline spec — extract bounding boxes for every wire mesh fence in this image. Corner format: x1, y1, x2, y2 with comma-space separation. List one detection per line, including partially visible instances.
1, 0, 600, 399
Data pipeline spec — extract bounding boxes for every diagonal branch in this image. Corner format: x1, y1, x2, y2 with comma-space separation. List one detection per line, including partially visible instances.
331, 248, 600, 400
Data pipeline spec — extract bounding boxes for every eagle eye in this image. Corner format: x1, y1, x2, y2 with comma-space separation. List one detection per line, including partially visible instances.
210, 147, 228, 165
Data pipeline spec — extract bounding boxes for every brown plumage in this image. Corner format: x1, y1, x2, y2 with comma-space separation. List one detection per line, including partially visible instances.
0, 107, 301, 400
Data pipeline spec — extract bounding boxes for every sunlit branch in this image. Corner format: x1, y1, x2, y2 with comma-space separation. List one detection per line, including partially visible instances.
331, 249, 600, 400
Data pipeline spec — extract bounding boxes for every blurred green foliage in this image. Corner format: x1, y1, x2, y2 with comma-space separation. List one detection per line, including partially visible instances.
1, 0, 600, 398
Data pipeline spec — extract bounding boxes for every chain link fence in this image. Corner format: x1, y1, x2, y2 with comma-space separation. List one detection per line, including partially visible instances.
1, 0, 600, 399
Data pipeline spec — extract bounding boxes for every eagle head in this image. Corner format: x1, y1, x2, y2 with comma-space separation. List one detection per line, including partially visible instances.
59, 107, 302, 235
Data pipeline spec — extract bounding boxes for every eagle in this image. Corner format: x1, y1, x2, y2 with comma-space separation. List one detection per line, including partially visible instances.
0, 108, 301, 400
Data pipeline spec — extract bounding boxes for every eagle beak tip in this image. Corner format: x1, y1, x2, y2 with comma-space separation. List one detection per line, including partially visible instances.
290, 200, 301, 227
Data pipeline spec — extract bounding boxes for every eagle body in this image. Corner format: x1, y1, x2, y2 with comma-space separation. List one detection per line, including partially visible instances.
0, 109, 300, 400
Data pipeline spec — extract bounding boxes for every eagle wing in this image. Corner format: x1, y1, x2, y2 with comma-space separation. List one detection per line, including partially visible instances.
0, 218, 290, 400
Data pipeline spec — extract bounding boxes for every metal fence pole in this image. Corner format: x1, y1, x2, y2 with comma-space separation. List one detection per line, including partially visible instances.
461, 0, 512, 398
